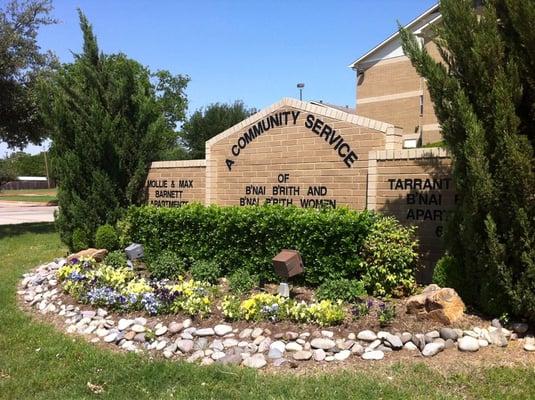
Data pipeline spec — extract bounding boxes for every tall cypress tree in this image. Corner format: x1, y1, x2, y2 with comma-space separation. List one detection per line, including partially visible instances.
400, 0, 535, 319
40, 11, 188, 249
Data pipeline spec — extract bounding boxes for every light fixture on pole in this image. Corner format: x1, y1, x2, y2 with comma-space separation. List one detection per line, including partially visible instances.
296, 83, 305, 101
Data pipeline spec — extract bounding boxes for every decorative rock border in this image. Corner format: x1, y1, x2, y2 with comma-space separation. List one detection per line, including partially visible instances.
18, 260, 534, 369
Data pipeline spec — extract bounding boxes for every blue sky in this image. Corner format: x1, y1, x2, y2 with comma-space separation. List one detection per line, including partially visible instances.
2, 0, 436, 155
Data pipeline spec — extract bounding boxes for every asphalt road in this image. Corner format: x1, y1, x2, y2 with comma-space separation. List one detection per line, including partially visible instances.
0, 202, 57, 225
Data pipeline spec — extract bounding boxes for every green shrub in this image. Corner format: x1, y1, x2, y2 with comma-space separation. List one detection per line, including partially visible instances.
190, 260, 221, 284
119, 204, 378, 286
71, 228, 89, 252
228, 269, 260, 295
104, 250, 128, 269
147, 251, 186, 280
432, 254, 462, 289
316, 278, 366, 303
359, 216, 418, 297
95, 224, 119, 250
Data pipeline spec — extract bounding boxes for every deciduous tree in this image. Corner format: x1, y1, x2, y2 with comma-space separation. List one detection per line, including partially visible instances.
180, 101, 256, 159
0, 0, 57, 148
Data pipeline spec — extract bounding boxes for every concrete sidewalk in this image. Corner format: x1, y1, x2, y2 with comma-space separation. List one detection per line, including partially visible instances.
0, 201, 57, 225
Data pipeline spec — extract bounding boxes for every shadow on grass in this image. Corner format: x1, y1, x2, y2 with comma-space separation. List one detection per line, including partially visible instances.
0, 222, 57, 238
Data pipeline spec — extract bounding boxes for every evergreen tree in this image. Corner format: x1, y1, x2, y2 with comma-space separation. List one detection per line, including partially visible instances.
400, 0, 535, 320
180, 101, 256, 159
39, 11, 188, 249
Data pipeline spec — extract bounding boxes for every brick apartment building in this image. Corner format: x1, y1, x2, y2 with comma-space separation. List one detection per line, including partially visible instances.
349, 3, 442, 146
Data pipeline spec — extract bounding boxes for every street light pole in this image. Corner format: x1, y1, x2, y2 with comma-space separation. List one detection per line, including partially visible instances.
296, 83, 305, 101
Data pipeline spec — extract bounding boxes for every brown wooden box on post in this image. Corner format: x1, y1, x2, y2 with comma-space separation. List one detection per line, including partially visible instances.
272, 250, 304, 279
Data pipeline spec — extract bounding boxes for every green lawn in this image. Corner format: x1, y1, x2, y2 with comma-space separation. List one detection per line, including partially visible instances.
0, 223, 534, 399
0, 188, 57, 203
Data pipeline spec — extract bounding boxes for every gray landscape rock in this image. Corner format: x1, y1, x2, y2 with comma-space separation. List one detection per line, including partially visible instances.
523, 337, 535, 352
257, 338, 272, 353
362, 350, 384, 360
118, 319, 134, 331
104, 332, 119, 343
366, 339, 381, 351
133, 333, 145, 343
310, 338, 336, 350
186, 350, 204, 363
400, 332, 412, 344
313, 349, 326, 361
403, 341, 418, 351
293, 350, 313, 361
491, 318, 502, 329
131, 324, 145, 333
458, 336, 480, 352
284, 331, 299, 341
168, 322, 183, 334
251, 327, 263, 339
357, 330, 377, 341
195, 328, 215, 336
478, 339, 489, 347
194, 337, 209, 351
439, 327, 458, 341
334, 350, 351, 361
413, 334, 426, 351
155, 326, 167, 336
286, 341, 303, 352
216, 353, 242, 365
209, 339, 224, 352
511, 323, 529, 335
268, 348, 284, 359
489, 329, 508, 347
214, 324, 233, 336
176, 339, 194, 353
273, 358, 288, 367
223, 338, 238, 348
384, 333, 403, 350
182, 319, 192, 329
211, 351, 226, 361
239, 328, 252, 339
243, 354, 267, 369
351, 343, 365, 355
422, 342, 444, 357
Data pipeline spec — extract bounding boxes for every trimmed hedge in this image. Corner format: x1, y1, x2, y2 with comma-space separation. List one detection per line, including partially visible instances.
119, 204, 418, 290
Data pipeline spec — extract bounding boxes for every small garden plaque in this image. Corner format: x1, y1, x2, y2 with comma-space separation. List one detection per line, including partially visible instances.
272, 249, 304, 279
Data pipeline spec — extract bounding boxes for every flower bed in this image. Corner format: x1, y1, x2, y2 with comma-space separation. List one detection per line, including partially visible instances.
58, 257, 214, 317
56, 257, 347, 326
19, 259, 535, 371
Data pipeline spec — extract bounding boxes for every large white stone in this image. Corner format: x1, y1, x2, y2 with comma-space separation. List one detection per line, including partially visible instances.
310, 338, 336, 350
362, 350, 384, 360
357, 330, 377, 341
458, 336, 480, 352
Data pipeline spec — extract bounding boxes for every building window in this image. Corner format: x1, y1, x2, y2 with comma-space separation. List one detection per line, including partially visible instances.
419, 94, 424, 116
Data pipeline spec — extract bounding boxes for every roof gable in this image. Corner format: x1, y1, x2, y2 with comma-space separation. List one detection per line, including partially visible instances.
349, 3, 440, 69
206, 97, 394, 149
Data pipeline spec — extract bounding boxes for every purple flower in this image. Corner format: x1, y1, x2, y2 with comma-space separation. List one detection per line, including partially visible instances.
70, 258, 79, 265
141, 292, 160, 315
367, 299, 374, 309
68, 271, 86, 282
86, 286, 121, 306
